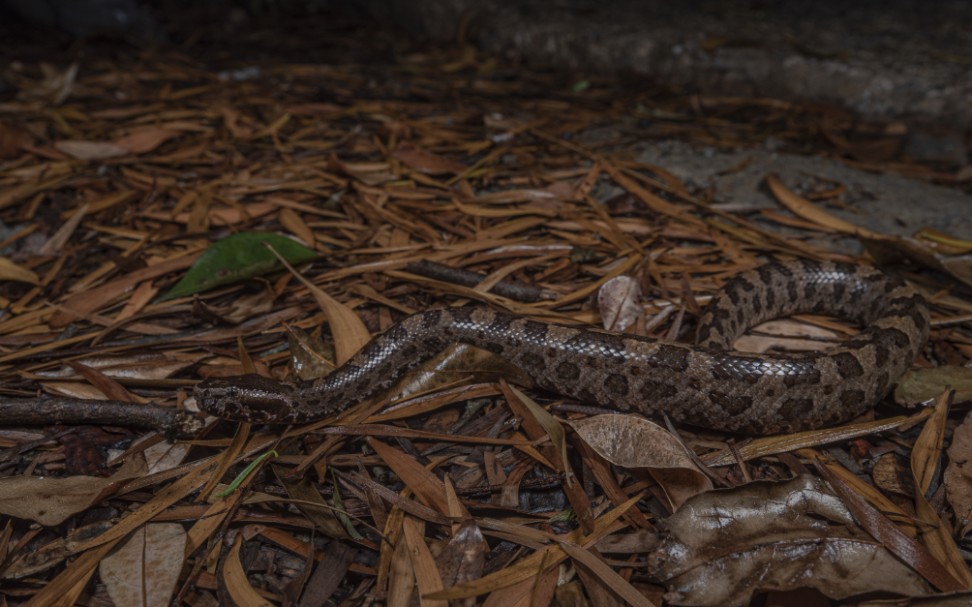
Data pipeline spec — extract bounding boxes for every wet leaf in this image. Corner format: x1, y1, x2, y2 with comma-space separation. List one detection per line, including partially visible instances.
647, 475, 929, 606
896, 367, 972, 406
597, 275, 642, 332
570, 414, 712, 509
161, 231, 318, 300
99, 523, 186, 607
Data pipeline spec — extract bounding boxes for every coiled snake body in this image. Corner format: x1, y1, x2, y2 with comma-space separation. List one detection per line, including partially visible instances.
195, 260, 929, 434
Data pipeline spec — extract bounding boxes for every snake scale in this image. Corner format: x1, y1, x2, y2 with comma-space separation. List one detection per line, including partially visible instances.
194, 260, 929, 434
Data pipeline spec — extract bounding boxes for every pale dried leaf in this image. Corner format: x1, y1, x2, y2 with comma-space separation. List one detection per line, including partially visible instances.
143, 441, 192, 475
54, 140, 127, 159
99, 523, 187, 607
570, 414, 712, 509
648, 475, 929, 606
896, 367, 972, 406
597, 275, 642, 332
0, 456, 146, 525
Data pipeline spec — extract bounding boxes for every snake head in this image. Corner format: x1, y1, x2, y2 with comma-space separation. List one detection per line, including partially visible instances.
194, 374, 298, 423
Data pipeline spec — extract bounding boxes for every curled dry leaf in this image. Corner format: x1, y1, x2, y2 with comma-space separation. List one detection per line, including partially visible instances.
569, 414, 711, 510
896, 367, 972, 406
0, 456, 146, 526
99, 523, 187, 607
647, 475, 930, 606
597, 275, 642, 332
945, 410, 972, 532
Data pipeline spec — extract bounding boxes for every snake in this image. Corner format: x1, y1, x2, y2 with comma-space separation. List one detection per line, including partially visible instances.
194, 259, 929, 434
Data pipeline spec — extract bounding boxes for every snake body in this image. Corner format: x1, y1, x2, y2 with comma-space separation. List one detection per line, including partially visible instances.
194, 260, 929, 434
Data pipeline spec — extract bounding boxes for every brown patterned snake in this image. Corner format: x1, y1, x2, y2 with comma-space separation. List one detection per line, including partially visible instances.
195, 260, 929, 434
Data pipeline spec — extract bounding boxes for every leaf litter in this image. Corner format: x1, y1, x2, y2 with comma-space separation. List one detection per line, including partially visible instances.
0, 9, 971, 607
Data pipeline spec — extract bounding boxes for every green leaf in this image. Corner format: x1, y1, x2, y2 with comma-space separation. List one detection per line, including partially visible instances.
161, 232, 318, 300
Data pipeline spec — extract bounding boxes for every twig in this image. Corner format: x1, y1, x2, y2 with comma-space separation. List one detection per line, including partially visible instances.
0, 397, 206, 438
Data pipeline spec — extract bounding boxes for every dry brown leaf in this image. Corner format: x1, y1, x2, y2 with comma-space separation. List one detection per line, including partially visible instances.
597, 275, 642, 332
436, 521, 487, 604
482, 566, 558, 607
559, 539, 657, 607
944, 410, 972, 532
0, 256, 40, 284
392, 145, 467, 175
113, 128, 181, 154
896, 367, 972, 406
0, 455, 146, 526
427, 494, 640, 601
570, 414, 712, 509
99, 523, 187, 607
765, 173, 883, 239
911, 391, 972, 587
402, 517, 448, 607
221, 534, 274, 606
647, 475, 930, 606
387, 523, 416, 607
266, 243, 370, 364
368, 438, 451, 516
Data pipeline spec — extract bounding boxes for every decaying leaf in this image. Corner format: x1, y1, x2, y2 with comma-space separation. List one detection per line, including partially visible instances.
647, 475, 930, 606
0, 456, 146, 526
896, 367, 972, 406
99, 523, 187, 607
598, 275, 642, 332
570, 413, 712, 509
945, 410, 972, 531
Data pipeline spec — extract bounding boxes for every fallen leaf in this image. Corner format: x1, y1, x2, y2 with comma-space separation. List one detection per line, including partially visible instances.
113, 128, 180, 154
0, 256, 40, 284
54, 140, 128, 160
161, 231, 318, 300
896, 367, 972, 406
647, 475, 930, 606
392, 145, 467, 175
0, 456, 146, 526
765, 173, 883, 239
99, 523, 186, 607
944, 410, 972, 532
570, 414, 712, 509
598, 275, 642, 332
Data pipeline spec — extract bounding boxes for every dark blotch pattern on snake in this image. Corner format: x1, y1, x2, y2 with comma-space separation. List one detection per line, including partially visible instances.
194, 260, 929, 434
